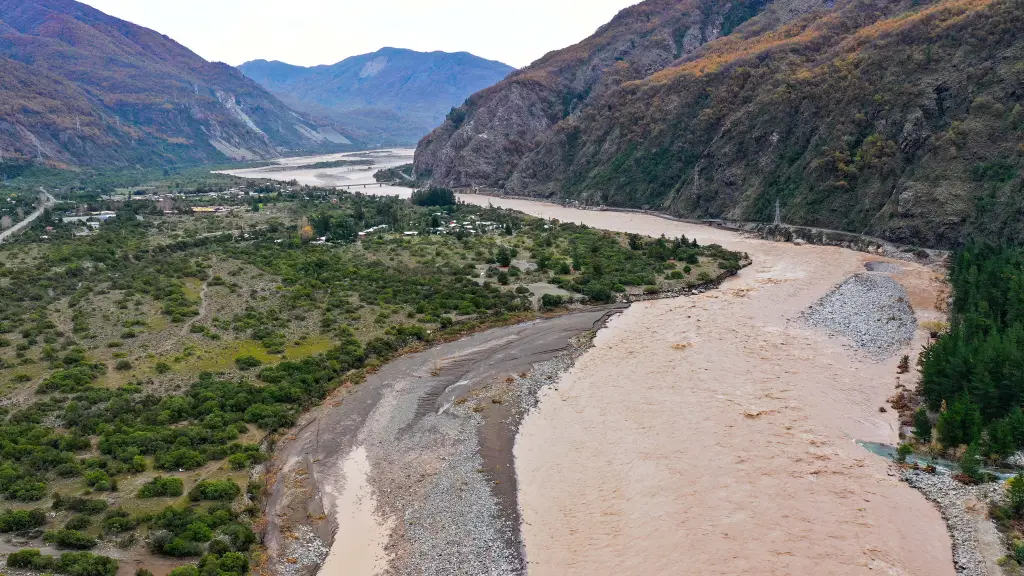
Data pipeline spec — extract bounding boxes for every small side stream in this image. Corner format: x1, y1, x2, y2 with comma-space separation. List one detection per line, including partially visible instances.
857, 440, 1017, 480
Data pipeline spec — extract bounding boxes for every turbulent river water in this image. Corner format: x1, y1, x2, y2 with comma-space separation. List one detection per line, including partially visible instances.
231, 151, 955, 576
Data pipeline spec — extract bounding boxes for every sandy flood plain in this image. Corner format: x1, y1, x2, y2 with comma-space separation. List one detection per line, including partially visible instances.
219, 148, 414, 193
457, 199, 953, 576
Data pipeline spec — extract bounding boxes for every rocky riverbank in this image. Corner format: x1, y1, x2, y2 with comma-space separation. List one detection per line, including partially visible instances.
902, 469, 1006, 576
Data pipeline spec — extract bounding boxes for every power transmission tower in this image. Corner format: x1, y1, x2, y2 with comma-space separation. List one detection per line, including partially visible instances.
774, 198, 782, 225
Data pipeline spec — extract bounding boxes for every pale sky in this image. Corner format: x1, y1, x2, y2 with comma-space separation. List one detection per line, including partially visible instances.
80, 0, 641, 68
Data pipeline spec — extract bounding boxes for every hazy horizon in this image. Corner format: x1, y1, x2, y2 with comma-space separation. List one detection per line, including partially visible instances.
80, 0, 642, 69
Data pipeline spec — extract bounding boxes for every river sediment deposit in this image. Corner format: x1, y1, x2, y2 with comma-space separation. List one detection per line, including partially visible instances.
241, 156, 957, 576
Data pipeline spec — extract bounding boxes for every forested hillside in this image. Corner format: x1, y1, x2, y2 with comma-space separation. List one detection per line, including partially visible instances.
416, 0, 1024, 248
0, 0, 351, 168
920, 244, 1024, 457
240, 48, 514, 146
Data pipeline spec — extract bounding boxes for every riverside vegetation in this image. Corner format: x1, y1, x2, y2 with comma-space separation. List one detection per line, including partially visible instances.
896, 243, 1024, 569
0, 173, 745, 573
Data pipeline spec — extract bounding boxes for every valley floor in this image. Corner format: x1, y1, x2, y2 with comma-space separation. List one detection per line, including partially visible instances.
241, 182, 958, 575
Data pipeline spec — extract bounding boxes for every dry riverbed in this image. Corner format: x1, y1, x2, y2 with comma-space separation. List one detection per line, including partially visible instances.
264, 307, 624, 576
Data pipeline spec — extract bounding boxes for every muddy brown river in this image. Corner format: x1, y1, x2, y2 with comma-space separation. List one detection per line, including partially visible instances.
234, 155, 954, 576
463, 198, 953, 576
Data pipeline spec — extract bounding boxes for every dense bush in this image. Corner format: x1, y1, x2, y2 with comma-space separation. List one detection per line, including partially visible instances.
7, 549, 118, 576
147, 504, 254, 558
138, 476, 184, 498
43, 528, 98, 549
0, 508, 46, 532
189, 480, 241, 502
233, 355, 262, 370
58, 497, 109, 515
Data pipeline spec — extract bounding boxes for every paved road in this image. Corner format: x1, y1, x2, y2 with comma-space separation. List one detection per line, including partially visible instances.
0, 189, 55, 243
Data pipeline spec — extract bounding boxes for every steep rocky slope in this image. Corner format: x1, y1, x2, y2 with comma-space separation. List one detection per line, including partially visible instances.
0, 0, 350, 167
414, 0, 785, 189
416, 0, 1024, 248
240, 48, 514, 146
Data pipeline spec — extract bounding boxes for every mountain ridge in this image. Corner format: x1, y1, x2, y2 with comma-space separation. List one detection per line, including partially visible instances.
0, 0, 351, 168
414, 0, 1024, 248
239, 48, 515, 146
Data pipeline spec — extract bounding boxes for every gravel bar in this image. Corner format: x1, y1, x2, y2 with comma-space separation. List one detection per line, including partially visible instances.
802, 273, 916, 359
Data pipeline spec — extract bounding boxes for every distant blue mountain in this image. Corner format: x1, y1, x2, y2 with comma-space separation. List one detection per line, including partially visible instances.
240, 48, 514, 146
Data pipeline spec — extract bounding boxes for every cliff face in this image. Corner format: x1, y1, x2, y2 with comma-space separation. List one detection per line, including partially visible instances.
416, 0, 1024, 248
414, 0, 779, 188
240, 48, 514, 146
0, 0, 349, 167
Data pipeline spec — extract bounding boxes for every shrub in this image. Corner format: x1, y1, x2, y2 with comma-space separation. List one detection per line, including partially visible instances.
895, 443, 913, 463
43, 528, 98, 549
199, 552, 248, 576
101, 510, 139, 534
897, 355, 910, 374
56, 551, 118, 576
540, 294, 565, 310
162, 537, 202, 557
1009, 473, 1024, 518
189, 480, 240, 502
168, 566, 199, 576
138, 476, 184, 498
234, 355, 262, 370
0, 508, 47, 532
62, 497, 108, 515
156, 449, 205, 471
154, 362, 171, 374
959, 443, 984, 483
84, 470, 114, 491
913, 408, 932, 442
8, 549, 55, 570
65, 515, 92, 531
114, 360, 133, 371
